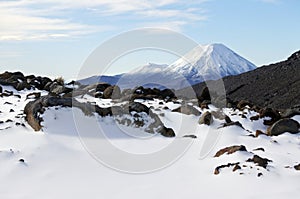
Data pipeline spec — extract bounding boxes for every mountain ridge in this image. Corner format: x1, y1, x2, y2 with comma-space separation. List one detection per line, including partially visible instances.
182, 50, 300, 109
78, 43, 256, 89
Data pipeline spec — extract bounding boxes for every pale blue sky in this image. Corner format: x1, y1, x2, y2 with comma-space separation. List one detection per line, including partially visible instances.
0, 0, 299, 79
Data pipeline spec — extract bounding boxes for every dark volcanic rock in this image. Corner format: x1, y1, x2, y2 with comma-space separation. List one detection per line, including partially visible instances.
182, 50, 300, 109
198, 111, 213, 125
26, 92, 41, 100
24, 96, 112, 131
172, 104, 200, 116
267, 118, 300, 136
160, 127, 175, 137
103, 85, 121, 99
198, 86, 211, 102
247, 155, 272, 169
259, 108, 281, 125
128, 102, 150, 114
183, 134, 197, 139
221, 121, 244, 129
214, 145, 247, 157
214, 162, 240, 175
96, 83, 111, 92
294, 164, 300, 171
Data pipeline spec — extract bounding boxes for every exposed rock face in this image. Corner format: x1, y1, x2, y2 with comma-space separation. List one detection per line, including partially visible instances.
187, 50, 300, 109
198, 111, 213, 125
267, 118, 300, 136
214, 145, 247, 157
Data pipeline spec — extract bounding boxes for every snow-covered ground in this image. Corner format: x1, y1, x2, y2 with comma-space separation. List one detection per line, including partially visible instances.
0, 85, 300, 199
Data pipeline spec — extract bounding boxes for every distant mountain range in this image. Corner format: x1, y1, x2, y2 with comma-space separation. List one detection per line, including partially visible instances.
79, 43, 256, 89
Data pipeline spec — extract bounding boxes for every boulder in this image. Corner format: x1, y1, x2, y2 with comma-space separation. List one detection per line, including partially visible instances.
128, 102, 150, 114
103, 85, 121, 99
198, 111, 213, 125
16, 81, 31, 91
172, 104, 201, 116
259, 108, 281, 125
267, 118, 300, 136
160, 88, 176, 100
160, 127, 176, 137
294, 164, 300, 171
96, 83, 111, 92
49, 82, 65, 95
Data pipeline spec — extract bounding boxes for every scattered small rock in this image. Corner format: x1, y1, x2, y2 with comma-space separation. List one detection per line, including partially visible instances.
253, 148, 265, 152
246, 155, 272, 169
214, 162, 240, 175
183, 135, 197, 139
233, 164, 242, 172
255, 130, 265, 137
221, 121, 244, 129
214, 145, 247, 157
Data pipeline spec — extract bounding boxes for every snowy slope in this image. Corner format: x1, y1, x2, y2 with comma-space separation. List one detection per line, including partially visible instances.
78, 44, 256, 89
167, 43, 256, 84
0, 85, 300, 199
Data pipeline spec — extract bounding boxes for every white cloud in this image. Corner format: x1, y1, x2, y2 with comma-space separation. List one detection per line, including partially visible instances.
0, 0, 207, 41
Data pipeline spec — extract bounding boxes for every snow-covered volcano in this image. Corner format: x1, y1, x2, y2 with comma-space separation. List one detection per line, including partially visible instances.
166, 43, 256, 84
79, 43, 256, 89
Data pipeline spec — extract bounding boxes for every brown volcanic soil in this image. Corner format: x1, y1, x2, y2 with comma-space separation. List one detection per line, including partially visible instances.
178, 50, 300, 109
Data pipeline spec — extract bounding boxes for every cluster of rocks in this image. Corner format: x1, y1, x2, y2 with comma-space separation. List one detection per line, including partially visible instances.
232, 99, 300, 136
0, 71, 53, 91
213, 145, 272, 177
0, 71, 177, 137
